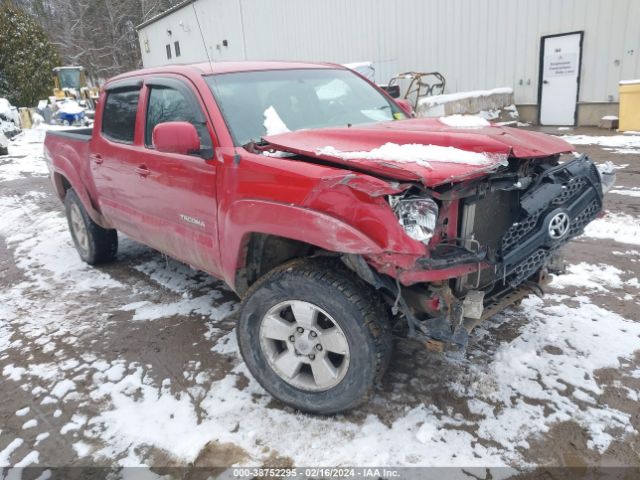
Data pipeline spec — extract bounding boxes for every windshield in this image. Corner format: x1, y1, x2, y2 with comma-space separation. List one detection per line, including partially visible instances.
57, 69, 81, 89
205, 68, 405, 147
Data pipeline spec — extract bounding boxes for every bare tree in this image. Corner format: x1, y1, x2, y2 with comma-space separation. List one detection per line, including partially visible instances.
8, 0, 182, 82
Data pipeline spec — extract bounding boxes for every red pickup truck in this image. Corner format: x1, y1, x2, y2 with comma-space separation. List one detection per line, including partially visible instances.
44, 61, 613, 414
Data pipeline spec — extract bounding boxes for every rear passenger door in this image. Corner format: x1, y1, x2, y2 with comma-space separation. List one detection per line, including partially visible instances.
135, 77, 221, 276
92, 81, 146, 239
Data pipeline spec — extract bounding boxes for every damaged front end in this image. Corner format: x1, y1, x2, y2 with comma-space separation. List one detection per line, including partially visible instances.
348, 154, 614, 351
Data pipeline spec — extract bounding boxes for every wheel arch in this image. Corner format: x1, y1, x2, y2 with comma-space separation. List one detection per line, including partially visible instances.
51, 170, 110, 228
223, 200, 384, 296
234, 233, 320, 295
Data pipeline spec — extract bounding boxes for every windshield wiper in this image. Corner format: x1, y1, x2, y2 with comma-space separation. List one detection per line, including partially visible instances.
242, 138, 268, 149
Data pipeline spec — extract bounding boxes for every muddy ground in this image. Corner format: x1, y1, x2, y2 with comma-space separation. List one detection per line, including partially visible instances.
0, 127, 639, 479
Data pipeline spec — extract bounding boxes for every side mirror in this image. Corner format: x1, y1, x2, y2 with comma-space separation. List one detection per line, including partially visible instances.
152, 121, 200, 155
395, 99, 414, 118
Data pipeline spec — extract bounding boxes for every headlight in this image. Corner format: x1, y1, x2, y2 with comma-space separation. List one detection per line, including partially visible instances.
392, 197, 439, 244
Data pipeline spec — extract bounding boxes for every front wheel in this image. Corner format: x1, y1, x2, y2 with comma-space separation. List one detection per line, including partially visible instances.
237, 259, 392, 414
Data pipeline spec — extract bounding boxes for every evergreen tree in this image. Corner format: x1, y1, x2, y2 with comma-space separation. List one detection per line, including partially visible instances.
0, 2, 61, 106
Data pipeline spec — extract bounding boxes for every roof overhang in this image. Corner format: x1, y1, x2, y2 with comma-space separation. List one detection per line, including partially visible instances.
136, 0, 196, 31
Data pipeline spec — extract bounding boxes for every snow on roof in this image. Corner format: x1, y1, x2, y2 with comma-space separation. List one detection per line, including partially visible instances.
418, 87, 514, 108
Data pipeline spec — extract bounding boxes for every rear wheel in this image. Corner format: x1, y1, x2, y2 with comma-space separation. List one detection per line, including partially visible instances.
64, 189, 118, 265
237, 258, 392, 414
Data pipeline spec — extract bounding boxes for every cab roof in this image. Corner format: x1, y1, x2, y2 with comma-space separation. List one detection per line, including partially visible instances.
106, 60, 343, 86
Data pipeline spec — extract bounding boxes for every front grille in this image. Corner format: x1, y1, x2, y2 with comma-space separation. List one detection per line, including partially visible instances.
509, 248, 548, 286
459, 155, 603, 292
552, 177, 587, 206
569, 199, 600, 236
502, 209, 541, 251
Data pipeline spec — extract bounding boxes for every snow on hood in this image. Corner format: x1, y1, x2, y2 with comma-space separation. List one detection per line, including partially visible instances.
264, 117, 574, 186
316, 143, 503, 169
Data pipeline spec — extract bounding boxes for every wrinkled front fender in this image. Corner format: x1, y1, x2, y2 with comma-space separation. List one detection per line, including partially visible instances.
220, 199, 385, 289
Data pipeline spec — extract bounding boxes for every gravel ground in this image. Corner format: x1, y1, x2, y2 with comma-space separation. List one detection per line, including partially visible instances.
0, 126, 639, 479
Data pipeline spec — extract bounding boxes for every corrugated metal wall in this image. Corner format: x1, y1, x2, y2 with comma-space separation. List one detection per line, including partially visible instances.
139, 0, 640, 105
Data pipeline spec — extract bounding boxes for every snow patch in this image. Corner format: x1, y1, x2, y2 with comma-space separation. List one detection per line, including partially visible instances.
211, 330, 238, 356
551, 263, 627, 292
562, 134, 640, 154
418, 87, 513, 108
610, 187, 640, 198
50, 379, 76, 399
57, 99, 84, 115
439, 115, 491, 128
22, 419, 38, 430
0, 438, 24, 465
35, 432, 49, 446
14, 450, 39, 467
316, 143, 503, 168
15, 407, 30, 417
582, 213, 640, 246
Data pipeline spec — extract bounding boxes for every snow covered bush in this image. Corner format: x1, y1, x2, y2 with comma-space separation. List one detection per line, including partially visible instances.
0, 97, 21, 139
0, 3, 61, 107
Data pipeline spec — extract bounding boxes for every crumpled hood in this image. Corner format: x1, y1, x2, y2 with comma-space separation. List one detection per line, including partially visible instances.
264, 118, 574, 186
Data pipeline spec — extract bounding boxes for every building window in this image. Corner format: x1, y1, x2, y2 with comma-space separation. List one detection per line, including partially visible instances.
166, 44, 172, 60
174, 41, 181, 58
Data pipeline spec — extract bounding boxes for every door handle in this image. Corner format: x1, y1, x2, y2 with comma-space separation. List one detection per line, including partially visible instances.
135, 165, 151, 177
90, 154, 103, 165
543, 80, 549, 84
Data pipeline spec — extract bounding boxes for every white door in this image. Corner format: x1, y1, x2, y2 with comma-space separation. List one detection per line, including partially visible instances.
539, 32, 582, 126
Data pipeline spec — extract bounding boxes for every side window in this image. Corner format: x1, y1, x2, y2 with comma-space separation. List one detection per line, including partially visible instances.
102, 89, 140, 143
145, 86, 213, 159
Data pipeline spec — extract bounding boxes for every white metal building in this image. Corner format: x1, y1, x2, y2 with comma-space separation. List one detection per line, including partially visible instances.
136, 0, 640, 126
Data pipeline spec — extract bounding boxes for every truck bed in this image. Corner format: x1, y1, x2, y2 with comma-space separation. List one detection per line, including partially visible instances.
45, 127, 93, 141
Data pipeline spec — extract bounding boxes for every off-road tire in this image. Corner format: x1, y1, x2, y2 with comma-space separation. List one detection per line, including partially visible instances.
237, 258, 392, 414
64, 189, 118, 265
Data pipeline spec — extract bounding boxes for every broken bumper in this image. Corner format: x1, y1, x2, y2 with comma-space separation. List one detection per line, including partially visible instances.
399, 155, 609, 348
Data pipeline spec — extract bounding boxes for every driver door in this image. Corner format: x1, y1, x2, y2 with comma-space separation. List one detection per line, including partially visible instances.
134, 77, 221, 277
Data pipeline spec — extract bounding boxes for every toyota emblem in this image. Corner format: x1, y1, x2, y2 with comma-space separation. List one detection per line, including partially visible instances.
548, 212, 570, 240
